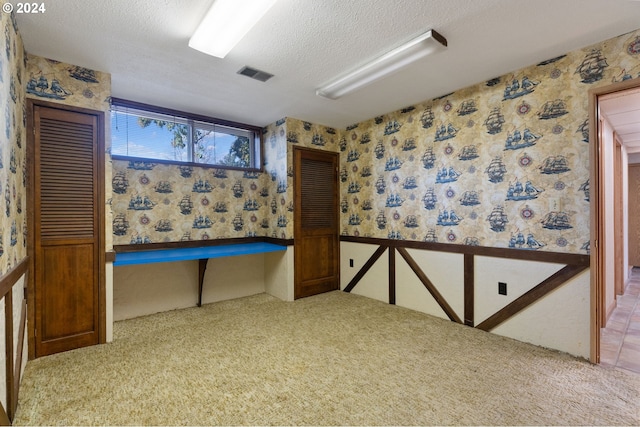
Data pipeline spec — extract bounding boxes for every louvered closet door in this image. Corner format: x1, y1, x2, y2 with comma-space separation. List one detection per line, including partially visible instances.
33, 105, 101, 357
294, 147, 339, 299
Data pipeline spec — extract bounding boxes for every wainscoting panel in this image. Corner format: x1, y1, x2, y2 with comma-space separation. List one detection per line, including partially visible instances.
341, 242, 389, 304
396, 249, 464, 322
474, 257, 564, 325
340, 238, 590, 358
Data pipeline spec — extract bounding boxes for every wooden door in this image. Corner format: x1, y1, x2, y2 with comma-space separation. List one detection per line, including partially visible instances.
294, 147, 339, 299
29, 101, 104, 358
629, 164, 640, 267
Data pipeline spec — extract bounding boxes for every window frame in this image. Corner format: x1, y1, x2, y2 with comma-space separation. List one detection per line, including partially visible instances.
110, 98, 264, 172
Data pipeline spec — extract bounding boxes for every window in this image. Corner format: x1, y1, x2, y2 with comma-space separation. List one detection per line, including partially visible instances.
110, 98, 262, 170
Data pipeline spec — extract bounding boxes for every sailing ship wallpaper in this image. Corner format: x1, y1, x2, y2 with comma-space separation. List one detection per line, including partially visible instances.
110, 117, 339, 244
0, 13, 27, 276
25, 54, 113, 249
337, 28, 640, 254
25, 54, 111, 113
0, 12, 26, 275
108, 27, 640, 251
23, 25, 639, 253
110, 160, 275, 243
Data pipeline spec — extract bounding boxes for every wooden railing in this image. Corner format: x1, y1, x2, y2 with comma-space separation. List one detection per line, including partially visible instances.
0, 257, 29, 425
341, 236, 589, 329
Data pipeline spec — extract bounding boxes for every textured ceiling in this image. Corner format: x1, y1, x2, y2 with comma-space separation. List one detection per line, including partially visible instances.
14, 0, 640, 129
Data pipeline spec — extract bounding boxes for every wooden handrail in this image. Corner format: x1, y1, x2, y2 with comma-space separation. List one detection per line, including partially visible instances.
340, 235, 589, 266
0, 258, 29, 301
0, 256, 29, 424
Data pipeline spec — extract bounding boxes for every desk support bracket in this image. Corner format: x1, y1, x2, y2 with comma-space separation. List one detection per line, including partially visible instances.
198, 259, 208, 307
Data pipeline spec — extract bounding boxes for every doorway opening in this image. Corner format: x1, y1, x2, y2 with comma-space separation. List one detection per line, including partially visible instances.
590, 78, 640, 365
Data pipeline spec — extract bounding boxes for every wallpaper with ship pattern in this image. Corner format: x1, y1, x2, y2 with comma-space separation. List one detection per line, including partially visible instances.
110, 117, 339, 244
25, 54, 113, 249
0, 11, 26, 276
338, 28, 640, 254
25, 54, 111, 112
109, 28, 640, 254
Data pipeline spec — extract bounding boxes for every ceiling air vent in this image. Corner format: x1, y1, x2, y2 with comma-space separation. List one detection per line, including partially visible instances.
237, 66, 274, 82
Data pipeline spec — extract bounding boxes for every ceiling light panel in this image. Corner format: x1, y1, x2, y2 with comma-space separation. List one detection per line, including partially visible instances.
189, 0, 278, 58
316, 29, 447, 100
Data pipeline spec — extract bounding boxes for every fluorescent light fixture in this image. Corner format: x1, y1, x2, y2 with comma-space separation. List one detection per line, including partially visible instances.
316, 29, 447, 100
189, 0, 278, 58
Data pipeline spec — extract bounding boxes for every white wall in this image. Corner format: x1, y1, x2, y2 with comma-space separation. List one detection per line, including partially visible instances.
474, 257, 562, 324
601, 118, 617, 317
106, 263, 113, 342
264, 247, 295, 301
340, 242, 389, 303
114, 260, 198, 320
397, 249, 464, 321
341, 241, 591, 359
113, 251, 291, 321
477, 258, 590, 357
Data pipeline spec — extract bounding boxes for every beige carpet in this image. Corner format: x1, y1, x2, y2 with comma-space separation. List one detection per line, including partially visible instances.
14, 291, 640, 425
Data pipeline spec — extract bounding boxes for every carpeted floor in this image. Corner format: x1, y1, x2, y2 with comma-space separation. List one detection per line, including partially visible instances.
14, 291, 640, 425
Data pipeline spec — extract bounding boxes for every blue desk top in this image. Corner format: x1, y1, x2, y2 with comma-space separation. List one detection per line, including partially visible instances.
114, 242, 287, 266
